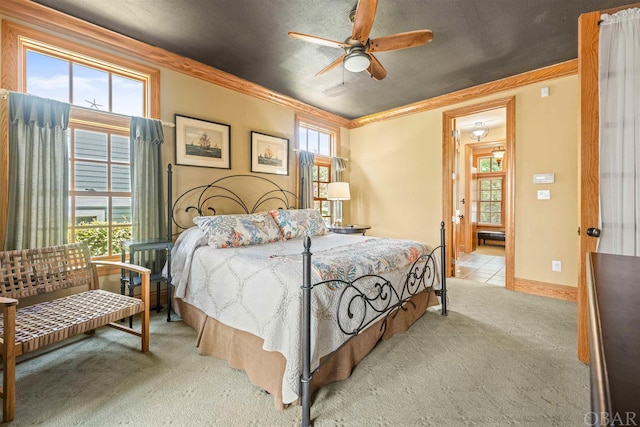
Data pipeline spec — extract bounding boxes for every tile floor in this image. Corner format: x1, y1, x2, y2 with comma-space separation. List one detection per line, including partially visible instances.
456, 247, 505, 286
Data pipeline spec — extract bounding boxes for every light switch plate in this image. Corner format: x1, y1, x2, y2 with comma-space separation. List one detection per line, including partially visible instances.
537, 190, 550, 200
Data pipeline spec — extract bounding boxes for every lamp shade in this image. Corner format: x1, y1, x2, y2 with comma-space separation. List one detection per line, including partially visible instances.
327, 182, 351, 200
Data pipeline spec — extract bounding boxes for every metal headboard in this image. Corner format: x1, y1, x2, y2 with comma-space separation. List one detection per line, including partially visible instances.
167, 164, 298, 236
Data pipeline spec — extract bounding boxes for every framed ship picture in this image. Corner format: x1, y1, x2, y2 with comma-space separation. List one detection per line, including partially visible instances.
250, 131, 289, 175
175, 114, 231, 169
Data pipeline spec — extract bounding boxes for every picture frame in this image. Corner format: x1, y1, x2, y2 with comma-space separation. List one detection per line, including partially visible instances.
250, 131, 289, 175
175, 114, 231, 169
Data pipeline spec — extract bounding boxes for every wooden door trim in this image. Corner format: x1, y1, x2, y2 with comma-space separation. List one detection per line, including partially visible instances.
442, 97, 515, 290
577, 10, 602, 365
577, 0, 640, 366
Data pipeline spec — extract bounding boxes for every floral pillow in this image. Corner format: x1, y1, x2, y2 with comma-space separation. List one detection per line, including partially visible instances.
269, 209, 328, 240
193, 212, 283, 248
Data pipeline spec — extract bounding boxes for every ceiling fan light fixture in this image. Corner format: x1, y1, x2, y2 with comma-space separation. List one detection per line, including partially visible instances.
343, 50, 371, 72
469, 122, 489, 141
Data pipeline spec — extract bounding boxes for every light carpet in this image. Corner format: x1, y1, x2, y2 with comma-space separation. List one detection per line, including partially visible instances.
7, 278, 589, 426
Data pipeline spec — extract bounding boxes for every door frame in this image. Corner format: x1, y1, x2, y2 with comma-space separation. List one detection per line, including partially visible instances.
576, 2, 640, 364
442, 96, 516, 289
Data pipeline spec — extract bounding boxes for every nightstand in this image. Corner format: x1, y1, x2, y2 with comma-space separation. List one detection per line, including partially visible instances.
328, 224, 371, 235
121, 239, 173, 322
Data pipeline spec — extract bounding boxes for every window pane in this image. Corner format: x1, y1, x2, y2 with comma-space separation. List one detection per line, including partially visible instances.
321, 201, 330, 216
480, 202, 490, 213
490, 213, 501, 224
481, 191, 491, 201
492, 179, 502, 190
313, 200, 320, 211
313, 182, 318, 198
319, 182, 328, 199
480, 212, 491, 223
74, 226, 108, 256
307, 129, 319, 153
318, 166, 329, 182
298, 127, 308, 151
490, 191, 501, 201
111, 135, 130, 162
75, 129, 108, 160
112, 226, 132, 254
26, 50, 70, 103
490, 202, 501, 212
74, 196, 108, 224
111, 165, 130, 192
480, 180, 491, 190
319, 132, 331, 156
112, 74, 143, 116
73, 63, 109, 110
75, 162, 107, 191
492, 160, 503, 172
112, 197, 131, 224
312, 166, 318, 180
478, 158, 491, 172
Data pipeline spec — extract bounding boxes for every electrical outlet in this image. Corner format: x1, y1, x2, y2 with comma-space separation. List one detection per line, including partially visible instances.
552, 260, 562, 272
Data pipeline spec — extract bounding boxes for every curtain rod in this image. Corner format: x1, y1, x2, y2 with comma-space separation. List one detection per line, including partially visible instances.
0, 88, 175, 127
292, 148, 349, 161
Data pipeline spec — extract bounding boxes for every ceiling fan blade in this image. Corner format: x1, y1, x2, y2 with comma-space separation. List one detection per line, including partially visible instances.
316, 54, 347, 77
288, 32, 349, 49
351, 0, 378, 44
368, 30, 433, 52
367, 54, 387, 80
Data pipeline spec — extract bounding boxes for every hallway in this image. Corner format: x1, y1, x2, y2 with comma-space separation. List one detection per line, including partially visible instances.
456, 246, 505, 286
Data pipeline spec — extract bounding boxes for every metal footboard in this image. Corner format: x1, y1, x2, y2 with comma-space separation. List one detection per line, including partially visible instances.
300, 222, 447, 426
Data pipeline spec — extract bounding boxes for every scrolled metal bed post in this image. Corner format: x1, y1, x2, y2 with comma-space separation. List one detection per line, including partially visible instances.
301, 237, 312, 427
440, 221, 447, 316
167, 163, 173, 321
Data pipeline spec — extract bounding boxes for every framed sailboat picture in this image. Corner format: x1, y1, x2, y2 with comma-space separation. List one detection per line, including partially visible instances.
175, 114, 231, 169
250, 131, 289, 175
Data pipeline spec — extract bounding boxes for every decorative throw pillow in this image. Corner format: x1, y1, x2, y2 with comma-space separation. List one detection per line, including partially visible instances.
193, 212, 283, 248
269, 209, 328, 239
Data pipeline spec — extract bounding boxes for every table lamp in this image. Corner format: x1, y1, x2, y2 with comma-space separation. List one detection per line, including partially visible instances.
327, 182, 350, 226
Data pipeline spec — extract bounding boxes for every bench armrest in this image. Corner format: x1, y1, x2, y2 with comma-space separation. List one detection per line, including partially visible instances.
0, 297, 18, 307
92, 260, 150, 275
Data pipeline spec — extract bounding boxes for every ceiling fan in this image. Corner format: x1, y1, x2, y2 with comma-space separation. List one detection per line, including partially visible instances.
288, 0, 433, 80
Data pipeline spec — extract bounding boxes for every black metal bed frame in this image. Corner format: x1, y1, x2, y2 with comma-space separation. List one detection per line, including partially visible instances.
166, 164, 447, 427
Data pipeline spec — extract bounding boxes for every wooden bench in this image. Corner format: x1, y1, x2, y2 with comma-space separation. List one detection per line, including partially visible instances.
477, 230, 505, 245
0, 242, 150, 422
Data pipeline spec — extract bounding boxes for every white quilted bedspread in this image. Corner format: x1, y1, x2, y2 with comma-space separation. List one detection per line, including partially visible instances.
170, 227, 438, 404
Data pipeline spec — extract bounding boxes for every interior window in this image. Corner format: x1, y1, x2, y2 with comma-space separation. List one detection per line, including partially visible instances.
476, 155, 505, 226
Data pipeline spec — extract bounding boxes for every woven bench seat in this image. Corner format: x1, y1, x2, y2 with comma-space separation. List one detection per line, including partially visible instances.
0, 242, 150, 422
1, 290, 143, 353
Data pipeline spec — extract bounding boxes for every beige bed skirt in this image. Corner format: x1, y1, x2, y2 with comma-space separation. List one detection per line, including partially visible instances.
174, 290, 438, 409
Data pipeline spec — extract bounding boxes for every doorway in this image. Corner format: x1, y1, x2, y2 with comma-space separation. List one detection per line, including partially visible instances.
442, 97, 515, 290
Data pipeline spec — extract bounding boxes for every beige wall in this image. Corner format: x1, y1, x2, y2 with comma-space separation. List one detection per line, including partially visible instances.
160, 69, 298, 207
349, 75, 579, 287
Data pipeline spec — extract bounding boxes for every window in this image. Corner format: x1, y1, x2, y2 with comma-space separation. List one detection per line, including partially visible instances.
312, 159, 332, 222
476, 155, 505, 225
296, 118, 338, 224
8, 23, 159, 257
478, 177, 503, 224
478, 156, 502, 173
